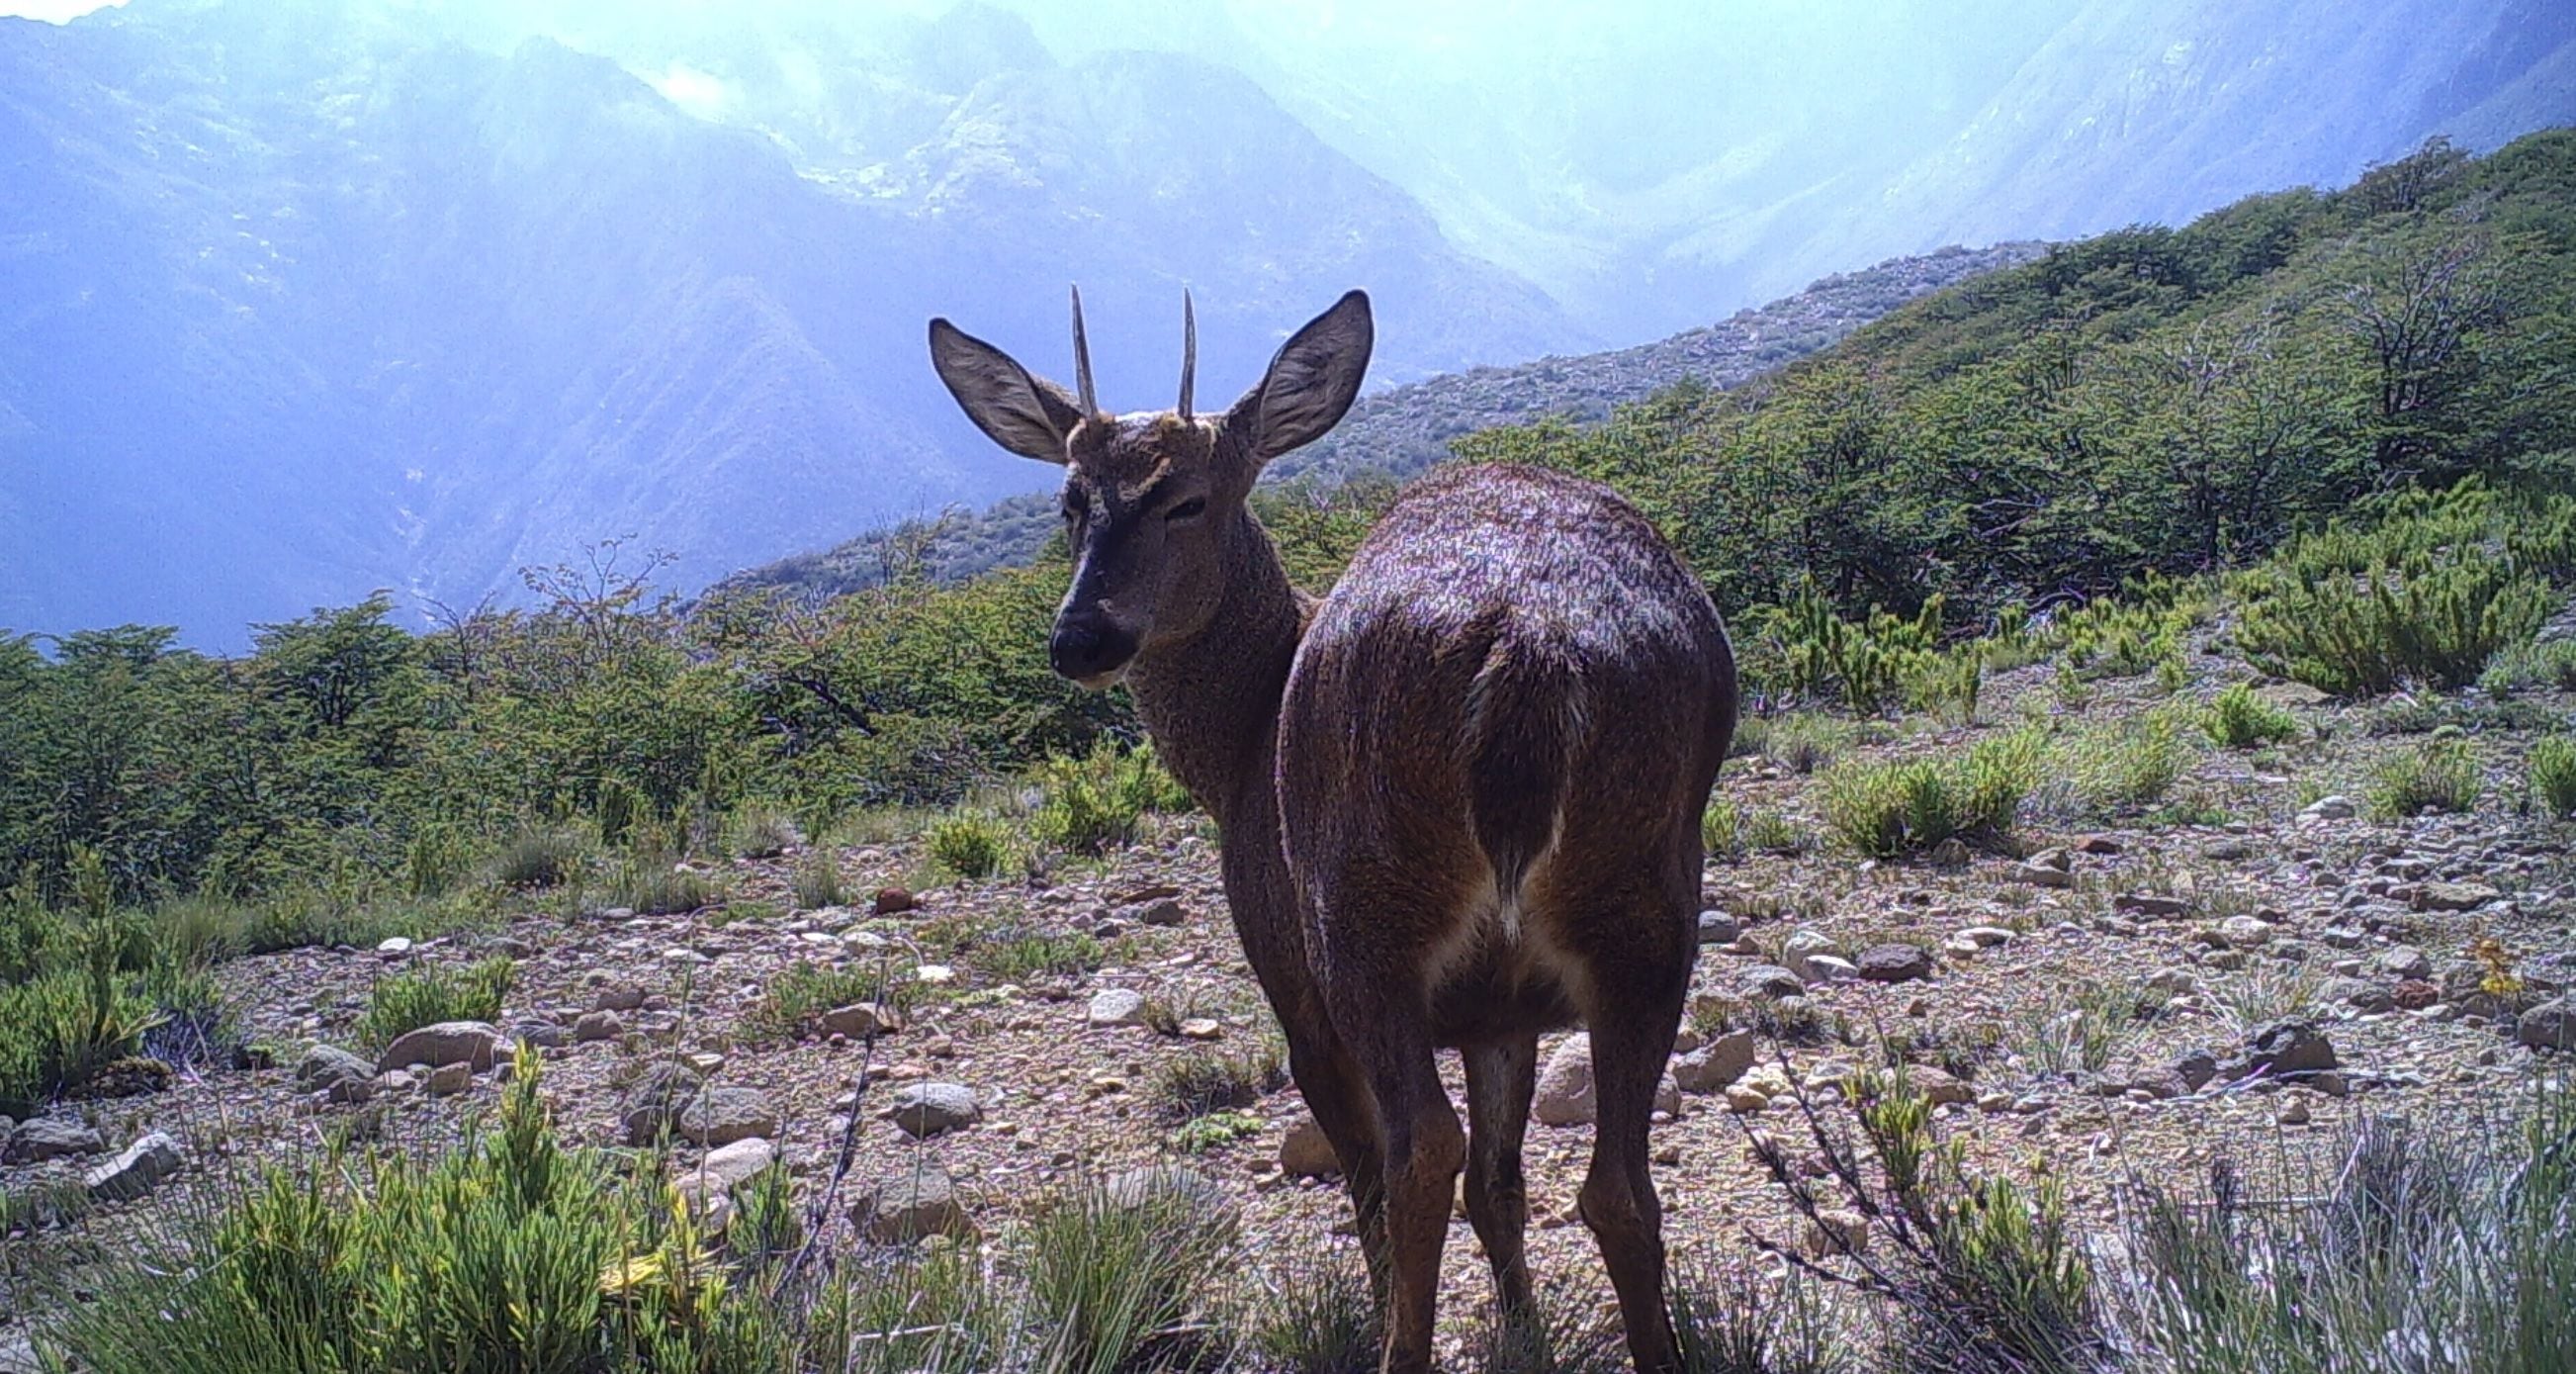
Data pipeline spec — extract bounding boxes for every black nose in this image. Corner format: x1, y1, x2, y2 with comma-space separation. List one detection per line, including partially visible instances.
1050, 613, 1135, 682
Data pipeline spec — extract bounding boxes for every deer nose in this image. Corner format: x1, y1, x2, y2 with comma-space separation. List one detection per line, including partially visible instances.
1050, 612, 1136, 684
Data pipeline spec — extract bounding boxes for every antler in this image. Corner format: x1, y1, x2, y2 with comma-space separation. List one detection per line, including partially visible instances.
1070, 285, 1099, 416
1178, 289, 1197, 421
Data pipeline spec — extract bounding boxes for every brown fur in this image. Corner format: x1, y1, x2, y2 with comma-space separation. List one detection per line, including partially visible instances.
927, 294, 1736, 1374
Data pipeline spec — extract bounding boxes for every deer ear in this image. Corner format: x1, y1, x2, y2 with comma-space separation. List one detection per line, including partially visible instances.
929, 318, 1087, 464
1224, 290, 1372, 465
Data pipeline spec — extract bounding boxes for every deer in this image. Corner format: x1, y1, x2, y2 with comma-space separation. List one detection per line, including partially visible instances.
928, 288, 1735, 1373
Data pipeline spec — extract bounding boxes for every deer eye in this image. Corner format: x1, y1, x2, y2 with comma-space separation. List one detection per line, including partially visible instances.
1164, 497, 1206, 523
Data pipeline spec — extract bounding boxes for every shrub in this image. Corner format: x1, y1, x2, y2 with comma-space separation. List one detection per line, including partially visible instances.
724, 804, 803, 859
1821, 731, 2041, 857
739, 960, 898, 1044
606, 860, 715, 916
2203, 682, 2299, 748
791, 851, 844, 909
927, 814, 1009, 879
2534, 737, 2576, 818
2367, 737, 2482, 819
354, 957, 512, 1051
0, 935, 162, 1117
1025, 1175, 1239, 1374
492, 824, 582, 888
2479, 637, 2576, 694
1151, 1046, 1288, 1123
2068, 710, 2189, 812
1245, 1246, 1380, 1374
976, 929, 1106, 985
1759, 713, 1854, 775
1026, 740, 1184, 857
45, 1048, 790, 1372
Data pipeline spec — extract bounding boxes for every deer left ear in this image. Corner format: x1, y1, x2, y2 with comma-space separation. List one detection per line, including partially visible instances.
1223, 290, 1372, 467
929, 318, 1087, 464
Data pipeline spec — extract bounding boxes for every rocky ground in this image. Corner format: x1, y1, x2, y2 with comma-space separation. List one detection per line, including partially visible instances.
5, 656, 2573, 1364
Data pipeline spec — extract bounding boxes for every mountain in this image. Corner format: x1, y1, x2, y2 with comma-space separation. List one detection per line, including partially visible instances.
709, 241, 2045, 605
0, 0, 1582, 645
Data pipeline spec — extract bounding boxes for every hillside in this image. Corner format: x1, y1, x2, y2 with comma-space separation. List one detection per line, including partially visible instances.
712, 241, 2045, 604
0, 0, 1581, 645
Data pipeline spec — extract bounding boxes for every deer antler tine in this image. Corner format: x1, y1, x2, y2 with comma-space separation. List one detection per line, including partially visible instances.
1178, 288, 1197, 421
1070, 284, 1099, 416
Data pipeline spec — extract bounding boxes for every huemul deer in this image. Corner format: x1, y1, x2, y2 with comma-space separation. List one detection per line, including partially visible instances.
928, 289, 1735, 1372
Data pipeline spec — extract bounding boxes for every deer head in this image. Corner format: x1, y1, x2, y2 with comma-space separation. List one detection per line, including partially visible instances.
929, 289, 1373, 687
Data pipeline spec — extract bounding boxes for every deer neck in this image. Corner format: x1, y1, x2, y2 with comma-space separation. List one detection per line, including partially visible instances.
1124, 511, 1307, 824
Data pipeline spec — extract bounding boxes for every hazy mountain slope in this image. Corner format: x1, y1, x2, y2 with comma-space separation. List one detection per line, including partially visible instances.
710, 242, 2043, 605
0, 0, 1582, 645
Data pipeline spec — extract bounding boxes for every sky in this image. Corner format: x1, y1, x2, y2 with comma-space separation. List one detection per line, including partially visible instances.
0, 0, 123, 19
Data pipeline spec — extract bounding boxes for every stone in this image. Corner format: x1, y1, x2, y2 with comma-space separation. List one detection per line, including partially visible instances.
2173, 1050, 2220, 1092
2392, 979, 2442, 1011
1955, 926, 2016, 948
1740, 964, 1806, 999
574, 1010, 626, 1043
2219, 915, 2276, 948
1804, 955, 1860, 982
822, 1003, 903, 1039
685, 1137, 777, 1192
2011, 860, 2073, 889
1906, 1065, 1975, 1107
858, 1165, 971, 1242
1124, 897, 1188, 927
1696, 910, 1740, 946
2377, 947, 2434, 980
7, 1117, 104, 1162
294, 1045, 375, 1095
884, 1082, 982, 1138
1100, 1164, 1238, 1232
679, 1087, 779, 1147
2073, 835, 2125, 855
2300, 795, 2356, 821
374, 1021, 506, 1074
1178, 1018, 1223, 1041
1857, 944, 1934, 983
1671, 1032, 1757, 1093
872, 886, 918, 916
1281, 1113, 1341, 1177
2024, 846, 2073, 873
512, 1018, 569, 1050
83, 1131, 183, 1202
2277, 1098, 2311, 1126
2230, 1021, 2338, 1081
1803, 1209, 1869, 1257
1782, 929, 1838, 979
2517, 998, 2576, 1051
2341, 982, 2396, 1014
376, 937, 413, 957
1088, 988, 1149, 1028
2114, 894, 2190, 918
426, 1061, 473, 1094
2416, 881, 2501, 912
1725, 1085, 1770, 1114
1532, 1034, 1681, 1126
593, 985, 648, 1013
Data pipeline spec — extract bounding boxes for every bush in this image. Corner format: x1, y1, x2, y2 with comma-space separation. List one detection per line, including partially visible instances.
1821, 731, 2041, 857
2529, 736, 2576, 818
791, 851, 844, 909
1152, 1046, 1288, 1123
606, 860, 715, 916
1245, 1246, 1380, 1374
45, 1048, 792, 1373
2367, 737, 2482, 819
492, 825, 582, 888
2067, 710, 2189, 812
739, 961, 900, 1044
927, 814, 1009, 879
355, 957, 512, 1052
2480, 637, 2576, 694
1025, 1174, 1239, 1374
724, 805, 803, 859
2203, 682, 2300, 748
975, 929, 1106, 984
1026, 739, 1187, 858
0, 941, 162, 1117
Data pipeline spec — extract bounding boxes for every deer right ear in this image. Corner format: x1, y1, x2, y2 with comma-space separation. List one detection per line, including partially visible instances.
1225, 290, 1373, 466
929, 319, 1088, 464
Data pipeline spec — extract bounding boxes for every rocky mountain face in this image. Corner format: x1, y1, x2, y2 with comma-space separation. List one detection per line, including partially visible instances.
0, 0, 1581, 644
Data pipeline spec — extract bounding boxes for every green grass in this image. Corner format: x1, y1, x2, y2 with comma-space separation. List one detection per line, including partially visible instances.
2203, 682, 2300, 748
927, 814, 1009, 879
2532, 737, 2576, 819
2066, 709, 2191, 813
1151, 1046, 1288, 1123
2367, 737, 2482, 819
1025, 1173, 1239, 1374
354, 957, 513, 1052
491, 824, 583, 888
791, 851, 845, 909
1821, 730, 2041, 858
737, 960, 901, 1044
603, 860, 717, 916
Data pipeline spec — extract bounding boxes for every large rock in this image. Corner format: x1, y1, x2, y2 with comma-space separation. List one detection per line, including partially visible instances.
295, 1045, 375, 1094
1857, 944, 1933, 983
2416, 881, 2501, 912
1533, 1034, 1682, 1126
1671, 1031, 1757, 1093
1740, 964, 1806, 999
822, 1003, 903, 1039
2227, 1021, 2339, 1081
684, 1138, 778, 1192
83, 1132, 183, 1202
574, 1011, 626, 1043
2518, 998, 2576, 1051
679, 1087, 779, 1147
1088, 988, 1149, 1028
620, 1061, 712, 1145
858, 1165, 971, 1242
6, 1117, 104, 1162
1695, 910, 1740, 946
883, 1082, 981, 1138
375, 1021, 506, 1074
1280, 1113, 1340, 1177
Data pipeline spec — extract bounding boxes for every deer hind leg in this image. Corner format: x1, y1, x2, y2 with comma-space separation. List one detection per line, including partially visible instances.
1463, 1034, 1540, 1326
1286, 1026, 1393, 1305
1567, 883, 1693, 1373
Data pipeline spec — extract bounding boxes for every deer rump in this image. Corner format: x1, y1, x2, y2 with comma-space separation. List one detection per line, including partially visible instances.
1276, 463, 1734, 1049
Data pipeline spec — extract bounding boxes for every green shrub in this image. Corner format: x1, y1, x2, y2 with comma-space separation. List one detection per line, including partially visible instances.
2069, 709, 2190, 812
2367, 738, 2482, 819
606, 861, 715, 916
1167, 1110, 1264, 1155
1702, 799, 1742, 861
2529, 737, 2576, 818
1025, 1174, 1239, 1374
1821, 731, 2042, 857
724, 804, 803, 860
1245, 1246, 1380, 1374
927, 814, 1009, 879
45, 1047, 790, 1372
2479, 638, 2576, 694
0, 871, 63, 984
0, 937, 162, 1117
1151, 1046, 1288, 1124
976, 929, 1106, 984
2204, 682, 2300, 748
355, 957, 513, 1052
1758, 713, 1854, 775
1026, 739, 1187, 857
739, 961, 902, 1044
791, 852, 844, 909
492, 825, 582, 888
